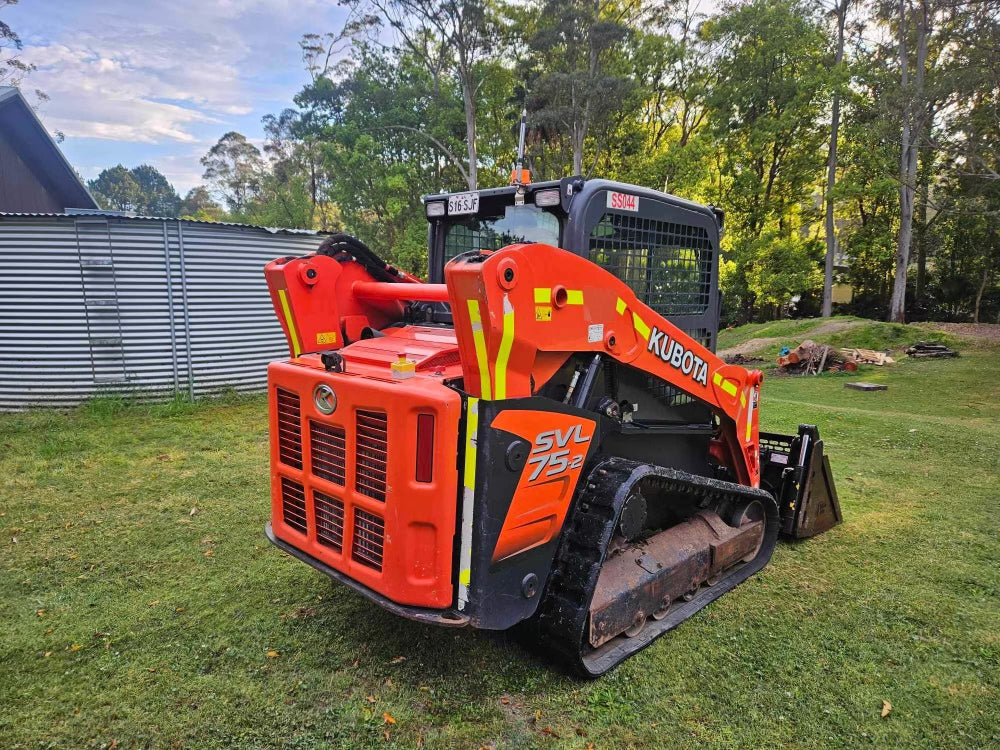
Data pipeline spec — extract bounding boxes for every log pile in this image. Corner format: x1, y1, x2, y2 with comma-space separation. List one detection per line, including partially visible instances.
905, 341, 958, 358
776, 340, 858, 375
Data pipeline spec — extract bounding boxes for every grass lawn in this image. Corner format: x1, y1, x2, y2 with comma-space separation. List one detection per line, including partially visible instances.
2, 322, 998, 748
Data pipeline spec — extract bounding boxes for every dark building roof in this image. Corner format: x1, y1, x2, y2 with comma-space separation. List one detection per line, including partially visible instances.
0, 87, 99, 211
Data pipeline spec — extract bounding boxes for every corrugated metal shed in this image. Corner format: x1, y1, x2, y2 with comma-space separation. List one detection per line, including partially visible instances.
0, 212, 324, 409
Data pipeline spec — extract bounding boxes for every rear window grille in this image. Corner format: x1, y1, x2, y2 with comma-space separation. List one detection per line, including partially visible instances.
275, 388, 302, 469
314, 490, 345, 552
355, 410, 388, 502
352, 508, 385, 570
280, 477, 307, 534
310, 420, 346, 485
647, 328, 713, 406
589, 212, 713, 316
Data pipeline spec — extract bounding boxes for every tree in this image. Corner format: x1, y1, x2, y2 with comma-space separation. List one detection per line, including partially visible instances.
888, 0, 931, 322
130, 164, 181, 216
88, 164, 181, 216
331, 0, 498, 190
631, 0, 712, 193
200, 132, 264, 214
704, 0, 830, 319
0, 0, 33, 87
527, 0, 637, 176
89, 166, 143, 213
179, 187, 225, 222
820, 0, 853, 317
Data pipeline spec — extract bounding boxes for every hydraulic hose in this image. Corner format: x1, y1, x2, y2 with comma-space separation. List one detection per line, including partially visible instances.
316, 232, 405, 284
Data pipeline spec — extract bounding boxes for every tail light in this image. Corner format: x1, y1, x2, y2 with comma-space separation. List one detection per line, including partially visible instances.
416, 413, 435, 483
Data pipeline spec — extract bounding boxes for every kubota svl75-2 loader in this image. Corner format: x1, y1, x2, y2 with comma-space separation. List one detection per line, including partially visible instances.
263, 176, 841, 676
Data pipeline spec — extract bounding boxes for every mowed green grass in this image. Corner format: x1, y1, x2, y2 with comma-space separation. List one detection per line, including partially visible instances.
2, 325, 998, 748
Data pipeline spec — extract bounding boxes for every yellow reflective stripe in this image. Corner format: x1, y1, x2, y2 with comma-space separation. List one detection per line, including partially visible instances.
464, 396, 478, 490
746, 412, 753, 442
566, 289, 584, 305
533, 287, 550, 304
632, 313, 650, 341
459, 396, 479, 600
277, 289, 301, 357
493, 295, 515, 399
712, 371, 738, 397
467, 300, 492, 399
616, 297, 627, 315
740, 391, 747, 408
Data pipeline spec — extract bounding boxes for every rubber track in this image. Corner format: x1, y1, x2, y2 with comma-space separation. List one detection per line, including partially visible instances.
533, 457, 779, 677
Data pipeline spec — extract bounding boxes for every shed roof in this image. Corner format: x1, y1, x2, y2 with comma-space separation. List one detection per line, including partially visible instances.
0, 87, 99, 210
0, 210, 326, 236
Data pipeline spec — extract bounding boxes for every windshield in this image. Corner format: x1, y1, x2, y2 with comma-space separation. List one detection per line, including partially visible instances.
443, 205, 561, 261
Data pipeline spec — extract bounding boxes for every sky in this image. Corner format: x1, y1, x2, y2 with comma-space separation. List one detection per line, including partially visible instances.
8, 0, 350, 194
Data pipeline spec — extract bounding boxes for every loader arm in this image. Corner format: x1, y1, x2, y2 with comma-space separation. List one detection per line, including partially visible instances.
445, 243, 763, 487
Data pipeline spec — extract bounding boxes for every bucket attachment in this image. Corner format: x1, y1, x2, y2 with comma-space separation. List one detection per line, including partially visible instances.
759, 425, 842, 539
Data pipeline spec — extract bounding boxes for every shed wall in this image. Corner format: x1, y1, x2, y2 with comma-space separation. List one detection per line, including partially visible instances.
0, 132, 64, 212
0, 215, 323, 409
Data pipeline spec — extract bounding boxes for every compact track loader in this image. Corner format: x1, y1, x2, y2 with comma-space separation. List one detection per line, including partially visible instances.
263, 175, 841, 676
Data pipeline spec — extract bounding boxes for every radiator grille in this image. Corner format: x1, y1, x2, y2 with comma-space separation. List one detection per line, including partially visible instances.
352, 508, 385, 570
355, 410, 388, 502
314, 490, 345, 552
310, 420, 346, 485
280, 477, 307, 534
276, 388, 303, 469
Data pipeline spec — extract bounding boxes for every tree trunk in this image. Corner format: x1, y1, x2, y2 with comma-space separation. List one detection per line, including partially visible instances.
914, 116, 934, 299
889, 0, 928, 323
822, 0, 849, 318
974, 265, 989, 323
460, 72, 478, 190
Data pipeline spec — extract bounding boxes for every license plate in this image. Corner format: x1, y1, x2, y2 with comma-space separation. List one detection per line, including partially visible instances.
447, 191, 479, 216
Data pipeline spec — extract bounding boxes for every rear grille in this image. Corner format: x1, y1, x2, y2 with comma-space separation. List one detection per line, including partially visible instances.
280, 477, 307, 534
352, 508, 385, 570
355, 410, 388, 502
276, 388, 302, 469
310, 420, 346, 485
314, 490, 345, 552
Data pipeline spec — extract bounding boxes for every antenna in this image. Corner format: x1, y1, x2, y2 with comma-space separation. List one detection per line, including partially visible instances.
512, 106, 528, 204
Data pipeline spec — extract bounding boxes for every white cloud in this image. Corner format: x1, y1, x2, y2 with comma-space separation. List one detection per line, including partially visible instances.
18, 0, 339, 147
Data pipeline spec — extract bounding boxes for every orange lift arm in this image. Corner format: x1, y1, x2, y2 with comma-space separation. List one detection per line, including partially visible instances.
445, 243, 764, 487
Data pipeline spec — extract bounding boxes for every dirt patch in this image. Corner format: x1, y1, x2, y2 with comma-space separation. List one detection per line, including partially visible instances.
809, 319, 863, 336
923, 322, 1000, 342
718, 319, 864, 359
718, 337, 782, 358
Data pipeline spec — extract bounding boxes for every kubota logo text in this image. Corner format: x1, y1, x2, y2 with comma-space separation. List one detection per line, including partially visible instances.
648, 327, 710, 387
527, 424, 592, 482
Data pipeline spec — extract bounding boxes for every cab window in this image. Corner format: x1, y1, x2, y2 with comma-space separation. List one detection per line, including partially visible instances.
443, 205, 560, 262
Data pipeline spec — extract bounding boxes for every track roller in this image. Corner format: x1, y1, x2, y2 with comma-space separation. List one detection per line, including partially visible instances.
533, 458, 779, 677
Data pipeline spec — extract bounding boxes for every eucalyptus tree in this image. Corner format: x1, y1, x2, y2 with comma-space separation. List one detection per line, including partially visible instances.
704, 0, 830, 318
526, 0, 639, 177
200, 132, 265, 214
